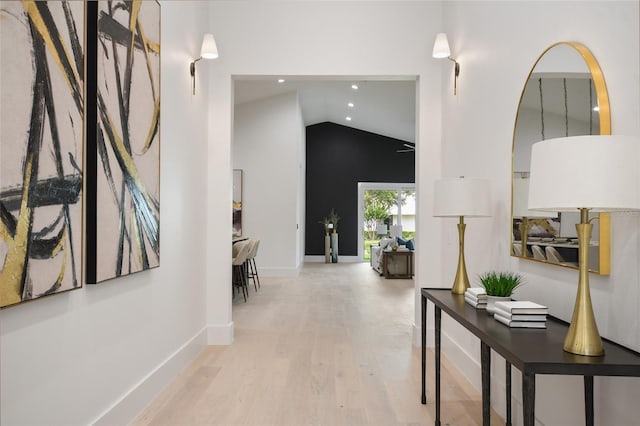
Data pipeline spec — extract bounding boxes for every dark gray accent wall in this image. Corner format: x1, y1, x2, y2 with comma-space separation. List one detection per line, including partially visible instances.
305, 122, 415, 256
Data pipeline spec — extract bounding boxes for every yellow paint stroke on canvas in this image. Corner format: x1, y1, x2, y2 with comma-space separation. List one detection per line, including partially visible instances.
127, 0, 142, 84
141, 98, 160, 154
0, 153, 35, 306
135, 19, 158, 102
52, 238, 67, 293
22, 1, 81, 101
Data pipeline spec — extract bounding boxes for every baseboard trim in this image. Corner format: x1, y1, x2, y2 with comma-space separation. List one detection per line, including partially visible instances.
207, 322, 234, 345
304, 255, 362, 263
91, 326, 208, 426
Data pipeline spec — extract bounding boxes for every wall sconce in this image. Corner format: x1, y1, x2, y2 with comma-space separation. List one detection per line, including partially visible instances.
433, 177, 492, 294
528, 135, 640, 356
432, 32, 460, 95
190, 33, 219, 95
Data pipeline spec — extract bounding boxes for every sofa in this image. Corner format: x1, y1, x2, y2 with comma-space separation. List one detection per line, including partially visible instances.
371, 237, 415, 276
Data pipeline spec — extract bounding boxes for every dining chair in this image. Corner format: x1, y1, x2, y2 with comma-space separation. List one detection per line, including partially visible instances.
246, 239, 261, 291
513, 243, 532, 257
531, 245, 546, 261
232, 240, 252, 302
545, 246, 578, 266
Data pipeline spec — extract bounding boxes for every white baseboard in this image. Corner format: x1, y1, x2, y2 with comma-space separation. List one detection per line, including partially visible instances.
207, 322, 234, 345
91, 326, 208, 426
304, 255, 362, 263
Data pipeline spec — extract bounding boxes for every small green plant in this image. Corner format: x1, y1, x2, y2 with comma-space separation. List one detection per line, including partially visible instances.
319, 216, 330, 235
328, 208, 340, 232
478, 271, 523, 297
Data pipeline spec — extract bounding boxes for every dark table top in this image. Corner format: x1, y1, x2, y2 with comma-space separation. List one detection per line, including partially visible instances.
422, 288, 640, 377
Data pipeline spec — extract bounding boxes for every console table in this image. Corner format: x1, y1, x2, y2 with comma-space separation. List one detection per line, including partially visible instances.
381, 250, 413, 279
420, 288, 640, 426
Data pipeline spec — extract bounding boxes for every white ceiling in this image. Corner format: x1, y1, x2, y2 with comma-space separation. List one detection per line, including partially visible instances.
234, 78, 417, 143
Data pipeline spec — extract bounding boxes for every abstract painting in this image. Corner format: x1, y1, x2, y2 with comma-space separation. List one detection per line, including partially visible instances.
86, 0, 160, 284
0, 1, 84, 308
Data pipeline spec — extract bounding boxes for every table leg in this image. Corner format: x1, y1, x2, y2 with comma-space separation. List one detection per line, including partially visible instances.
481, 342, 491, 426
522, 372, 535, 426
421, 294, 427, 404
506, 361, 512, 426
435, 306, 441, 426
584, 376, 594, 426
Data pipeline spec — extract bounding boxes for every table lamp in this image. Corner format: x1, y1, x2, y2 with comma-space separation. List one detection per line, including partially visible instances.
390, 225, 403, 239
512, 177, 558, 257
528, 135, 640, 356
434, 177, 492, 294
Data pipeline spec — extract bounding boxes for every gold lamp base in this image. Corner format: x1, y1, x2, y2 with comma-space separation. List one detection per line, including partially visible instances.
451, 218, 470, 294
563, 213, 604, 356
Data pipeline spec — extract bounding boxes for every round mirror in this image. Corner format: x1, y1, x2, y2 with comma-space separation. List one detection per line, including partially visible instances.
511, 42, 610, 274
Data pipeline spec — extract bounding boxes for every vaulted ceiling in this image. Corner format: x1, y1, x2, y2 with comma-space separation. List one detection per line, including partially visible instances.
234, 78, 417, 143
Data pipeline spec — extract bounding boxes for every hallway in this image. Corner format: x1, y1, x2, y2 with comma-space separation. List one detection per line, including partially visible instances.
132, 263, 502, 425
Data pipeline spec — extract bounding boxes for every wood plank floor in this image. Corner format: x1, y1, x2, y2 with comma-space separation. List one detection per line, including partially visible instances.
132, 262, 505, 426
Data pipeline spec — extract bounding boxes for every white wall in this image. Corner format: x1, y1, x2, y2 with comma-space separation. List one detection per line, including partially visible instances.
233, 92, 305, 276
0, 2, 211, 424
439, 1, 640, 425
6, 2, 636, 425
204, 0, 446, 349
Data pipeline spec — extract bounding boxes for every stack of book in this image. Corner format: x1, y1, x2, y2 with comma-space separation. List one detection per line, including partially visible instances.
493, 300, 548, 328
464, 287, 487, 309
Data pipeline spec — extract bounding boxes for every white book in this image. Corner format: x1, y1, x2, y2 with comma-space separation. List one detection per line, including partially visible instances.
465, 295, 487, 309
494, 300, 548, 315
494, 307, 547, 322
466, 287, 488, 299
464, 293, 482, 303
494, 313, 546, 328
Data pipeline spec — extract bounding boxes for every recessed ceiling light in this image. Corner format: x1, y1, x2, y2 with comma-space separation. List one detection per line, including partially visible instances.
278, 79, 285, 83
346, 116, 352, 121
347, 102, 354, 108
351, 84, 358, 90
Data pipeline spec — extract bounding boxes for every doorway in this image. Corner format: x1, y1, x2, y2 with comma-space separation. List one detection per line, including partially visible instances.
358, 182, 416, 261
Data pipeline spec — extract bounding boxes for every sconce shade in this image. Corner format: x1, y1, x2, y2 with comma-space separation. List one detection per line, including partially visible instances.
528, 136, 640, 212
432, 33, 451, 58
433, 177, 491, 217
200, 33, 219, 59
513, 178, 557, 218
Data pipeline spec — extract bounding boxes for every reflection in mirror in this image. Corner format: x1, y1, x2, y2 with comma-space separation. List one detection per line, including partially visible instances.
511, 42, 610, 274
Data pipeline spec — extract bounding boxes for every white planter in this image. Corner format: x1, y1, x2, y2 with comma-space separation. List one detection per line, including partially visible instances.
486, 296, 511, 314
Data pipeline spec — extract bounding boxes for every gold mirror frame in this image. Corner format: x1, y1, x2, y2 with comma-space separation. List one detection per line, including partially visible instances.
511, 42, 610, 274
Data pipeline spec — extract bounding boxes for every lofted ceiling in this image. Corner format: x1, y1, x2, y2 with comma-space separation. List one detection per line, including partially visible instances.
234, 78, 417, 144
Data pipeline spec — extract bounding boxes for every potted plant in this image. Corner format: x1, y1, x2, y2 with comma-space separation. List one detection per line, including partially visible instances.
478, 271, 523, 314
328, 208, 340, 233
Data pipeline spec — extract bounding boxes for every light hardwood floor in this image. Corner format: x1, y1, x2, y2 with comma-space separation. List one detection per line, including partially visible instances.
132, 262, 505, 426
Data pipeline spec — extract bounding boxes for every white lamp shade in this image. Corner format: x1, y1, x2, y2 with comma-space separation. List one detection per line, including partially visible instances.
513, 178, 557, 218
528, 135, 640, 212
433, 177, 492, 217
432, 33, 451, 58
390, 225, 403, 239
376, 224, 388, 235
200, 33, 219, 59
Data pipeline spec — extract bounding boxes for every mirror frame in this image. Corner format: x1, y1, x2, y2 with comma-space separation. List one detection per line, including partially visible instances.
511, 41, 610, 274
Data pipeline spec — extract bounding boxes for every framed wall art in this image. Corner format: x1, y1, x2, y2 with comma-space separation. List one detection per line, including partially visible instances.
0, 1, 85, 308
86, 0, 161, 284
